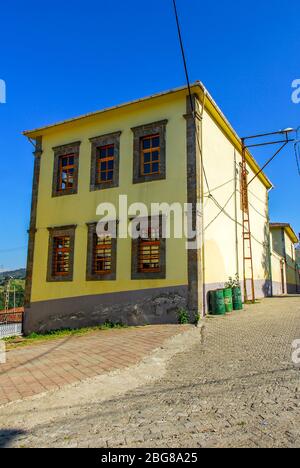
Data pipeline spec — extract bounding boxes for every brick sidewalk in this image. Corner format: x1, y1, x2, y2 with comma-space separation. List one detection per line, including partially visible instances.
0, 325, 187, 406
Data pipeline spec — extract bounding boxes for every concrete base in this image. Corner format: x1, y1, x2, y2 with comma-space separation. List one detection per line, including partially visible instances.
23, 286, 188, 335
271, 281, 300, 296
24, 278, 296, 335
272, 281, 285, 296
287, 283, 300, 294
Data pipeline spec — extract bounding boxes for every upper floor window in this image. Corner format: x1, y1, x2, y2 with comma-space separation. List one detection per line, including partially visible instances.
141, 135, 160, 176
97, 144, 115, 184
58, 154, 75, 192
52, 142, 81, 197
47, 225, 76, 282
132, 120, 168, 184
90, 132, 121, 191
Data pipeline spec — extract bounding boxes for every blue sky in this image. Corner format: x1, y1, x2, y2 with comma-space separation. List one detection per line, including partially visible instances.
0, 0, 299, 270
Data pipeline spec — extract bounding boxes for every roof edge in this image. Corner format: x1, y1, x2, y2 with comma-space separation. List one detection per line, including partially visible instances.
23, 83, 195, 137
270, 223, 299, 243
23, 81, 273, 189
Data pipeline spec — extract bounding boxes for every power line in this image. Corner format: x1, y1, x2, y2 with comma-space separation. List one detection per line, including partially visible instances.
0, 246, 26, 253
172, 0, 194, 116
208, 194, 266, 247
204, 178, 235, 196
205, 192, 235, 230
171, 1, 268, 250
172, 0, 211, 194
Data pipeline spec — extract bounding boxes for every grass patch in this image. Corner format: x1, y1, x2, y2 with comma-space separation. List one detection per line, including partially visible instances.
3, 321, 127, 348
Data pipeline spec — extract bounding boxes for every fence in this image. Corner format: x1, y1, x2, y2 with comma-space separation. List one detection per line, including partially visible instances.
0, 308, 24, 339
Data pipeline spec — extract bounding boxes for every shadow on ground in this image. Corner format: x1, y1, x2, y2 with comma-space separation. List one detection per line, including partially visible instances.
0, 429, 26, 448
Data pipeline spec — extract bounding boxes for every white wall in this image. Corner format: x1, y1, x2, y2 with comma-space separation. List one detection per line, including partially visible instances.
202, 107, 270, 300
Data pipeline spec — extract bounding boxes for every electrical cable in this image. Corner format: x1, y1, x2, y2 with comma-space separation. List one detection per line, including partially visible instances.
0, 247, 27, 253
172, 0, 211, 194
205, 191, 235, 230
208, 194, 266, 247
172, 0, 194, 117
171, 0, 267, 249
203, 178, 235, 197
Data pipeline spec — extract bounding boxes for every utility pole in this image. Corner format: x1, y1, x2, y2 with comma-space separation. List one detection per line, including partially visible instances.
4, 276, 13, 313
241, 128, 295, 303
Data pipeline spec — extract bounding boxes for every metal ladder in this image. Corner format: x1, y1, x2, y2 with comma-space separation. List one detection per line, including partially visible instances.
241, 146, 255, 303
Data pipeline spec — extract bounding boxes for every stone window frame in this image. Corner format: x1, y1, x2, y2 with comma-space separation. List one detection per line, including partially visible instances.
131, 215, 166, 280
86, 222, 117, 281
131, 120, 168, 184
52, 141, 81, 197
89, 131, 122, 191
46, 225, 77, 282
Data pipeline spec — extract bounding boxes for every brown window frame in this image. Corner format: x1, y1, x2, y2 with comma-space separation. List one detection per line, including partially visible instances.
52, 236, 71, 277
58, 154, 75, 193
52, 142, 81, 197
140, 134, 161, 177
96, 144, 115, 185
132, 120, 168, 184
90, 132, 121, 191
93, 235, 113, 275
47, 225, 76, 282
131, 216, 166, 280
138, 236, 161, 273
86, 222, 117, 281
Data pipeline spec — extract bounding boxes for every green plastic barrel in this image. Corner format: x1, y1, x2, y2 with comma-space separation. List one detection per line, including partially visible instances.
232, 287, 243, 311
223, 288, 233, 313
210, 289, 226, 315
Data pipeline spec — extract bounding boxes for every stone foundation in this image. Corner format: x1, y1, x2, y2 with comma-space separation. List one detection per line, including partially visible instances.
23, 285, 188, 335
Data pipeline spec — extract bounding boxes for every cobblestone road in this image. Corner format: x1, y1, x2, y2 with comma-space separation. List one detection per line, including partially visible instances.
1, 297, 300, 448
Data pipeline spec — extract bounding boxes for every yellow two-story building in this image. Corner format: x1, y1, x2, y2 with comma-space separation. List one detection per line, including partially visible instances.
23, 82, 273, 334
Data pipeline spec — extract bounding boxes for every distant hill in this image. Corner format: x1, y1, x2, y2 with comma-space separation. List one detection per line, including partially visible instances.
0, 268, 26, 280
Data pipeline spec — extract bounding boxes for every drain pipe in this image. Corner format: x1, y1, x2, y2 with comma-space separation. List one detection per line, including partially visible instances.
200, 88, 207, 316
234, 150, 239, 278
267, 187, 274, 296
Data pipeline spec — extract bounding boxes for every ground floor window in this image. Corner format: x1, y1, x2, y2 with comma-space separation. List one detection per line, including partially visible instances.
131, 216, 166, 280
86, 222, 117, 281
47, 225, 76, 282
138, 230, 161, 273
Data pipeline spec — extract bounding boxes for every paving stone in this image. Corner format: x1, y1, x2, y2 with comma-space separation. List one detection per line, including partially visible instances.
0, 325, 185, 403
1, 298, 300, 448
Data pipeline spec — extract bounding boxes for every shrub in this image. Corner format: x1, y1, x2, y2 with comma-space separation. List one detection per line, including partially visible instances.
177, 308, 190, 325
